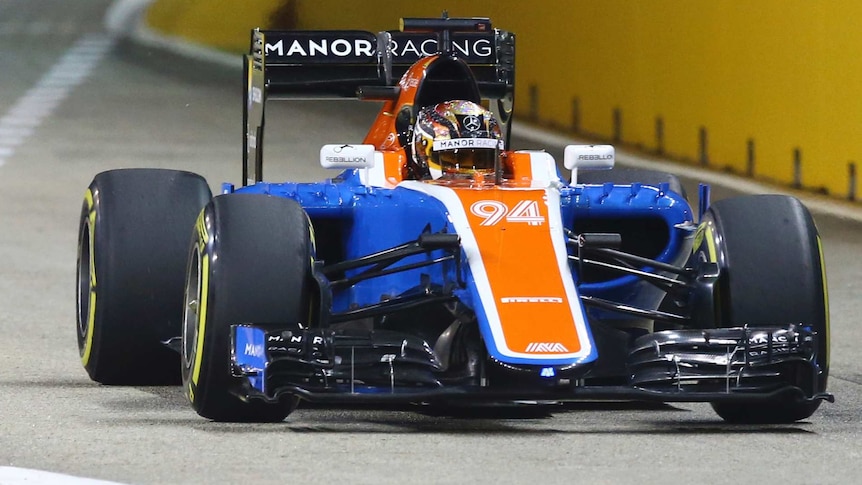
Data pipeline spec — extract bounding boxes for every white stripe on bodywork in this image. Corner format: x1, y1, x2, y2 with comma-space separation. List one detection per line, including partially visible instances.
400, 181, 593, 360
518, 150, 562, 188
358, 152, 389, 188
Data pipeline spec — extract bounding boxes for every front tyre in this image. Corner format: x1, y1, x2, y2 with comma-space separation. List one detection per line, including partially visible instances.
77, 169, 211, 384
694, 195, 829, 423
181, 193, 313, 422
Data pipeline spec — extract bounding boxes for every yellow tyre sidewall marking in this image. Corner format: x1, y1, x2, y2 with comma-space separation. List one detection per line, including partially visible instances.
192, 253, 209, 387
81, 188, 97, 366
188, 210, 210, 402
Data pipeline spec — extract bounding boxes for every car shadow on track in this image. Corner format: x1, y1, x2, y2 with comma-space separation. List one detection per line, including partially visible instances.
24, 382, 817, 435
92, 392, 816, 435
4, 378, 110, 389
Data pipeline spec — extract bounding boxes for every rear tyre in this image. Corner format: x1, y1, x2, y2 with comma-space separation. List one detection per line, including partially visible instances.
694, 195, 829, 423
77, 169, 211, 385
181, 193, 313, 422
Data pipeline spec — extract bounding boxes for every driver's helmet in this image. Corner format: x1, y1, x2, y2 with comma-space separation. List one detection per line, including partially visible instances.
412, 100, 503, 179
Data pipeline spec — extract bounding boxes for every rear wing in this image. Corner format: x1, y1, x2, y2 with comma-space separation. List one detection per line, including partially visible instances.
242, 17, 516, 185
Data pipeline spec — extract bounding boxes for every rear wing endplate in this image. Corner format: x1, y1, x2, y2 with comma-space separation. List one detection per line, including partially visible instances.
242, 17, 515, 185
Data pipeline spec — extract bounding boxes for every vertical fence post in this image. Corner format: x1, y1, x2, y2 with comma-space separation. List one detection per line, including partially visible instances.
793, 148, 802, 189
746, 139, 755, 177
528, 84, 538, 122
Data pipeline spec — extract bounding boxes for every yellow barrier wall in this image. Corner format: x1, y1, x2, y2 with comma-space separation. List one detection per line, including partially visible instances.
147, 0, 862, 200
145, 0, 282, 51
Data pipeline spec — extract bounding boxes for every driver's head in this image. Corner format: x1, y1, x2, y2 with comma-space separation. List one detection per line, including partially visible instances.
413, 100, 503, 179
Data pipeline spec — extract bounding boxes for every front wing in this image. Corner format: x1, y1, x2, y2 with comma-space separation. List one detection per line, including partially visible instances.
230, 323, 833, 406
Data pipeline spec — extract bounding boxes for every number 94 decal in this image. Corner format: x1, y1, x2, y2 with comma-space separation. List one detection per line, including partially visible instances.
470, 200, 545, 226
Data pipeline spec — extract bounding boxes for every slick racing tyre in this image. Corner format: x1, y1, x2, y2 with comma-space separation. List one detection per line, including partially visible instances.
576, 167, 687, 200
77, 169, 212, 384
694, 195, 829, 423
182, 193, 313, 422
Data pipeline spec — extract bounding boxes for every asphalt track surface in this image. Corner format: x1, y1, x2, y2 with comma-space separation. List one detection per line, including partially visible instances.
2, 1, 862, 483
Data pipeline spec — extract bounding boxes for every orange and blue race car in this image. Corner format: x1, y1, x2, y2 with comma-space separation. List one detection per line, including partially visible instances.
76, 16, 832, 423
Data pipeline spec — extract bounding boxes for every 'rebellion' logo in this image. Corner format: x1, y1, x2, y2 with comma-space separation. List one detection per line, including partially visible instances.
525, 342, 570, 353
577, 154, 613, 161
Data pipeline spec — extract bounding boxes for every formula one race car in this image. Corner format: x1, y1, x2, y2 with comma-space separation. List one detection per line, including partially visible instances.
76, 16, 832, 423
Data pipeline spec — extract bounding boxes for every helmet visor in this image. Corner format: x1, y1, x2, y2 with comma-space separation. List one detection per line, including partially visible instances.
434, 148, 496, 172
431, 137, 502, 173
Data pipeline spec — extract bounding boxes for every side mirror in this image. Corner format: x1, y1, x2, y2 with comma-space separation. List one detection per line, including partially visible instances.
320, 144, 376, 169
563, 144, 615, 170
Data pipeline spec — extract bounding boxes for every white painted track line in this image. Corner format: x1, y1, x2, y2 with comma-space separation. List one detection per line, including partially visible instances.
0, 467, 125, 484
0, 34, 114, 166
